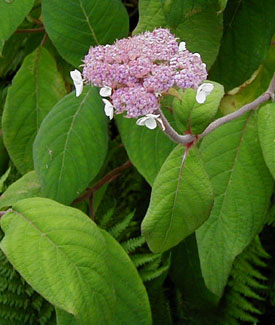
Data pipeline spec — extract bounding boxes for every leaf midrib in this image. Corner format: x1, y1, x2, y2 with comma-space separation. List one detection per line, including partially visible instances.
56, 89, 91, 198
6, 207, 111, 320
159, 146, 188, 250
79, 0, 100, 45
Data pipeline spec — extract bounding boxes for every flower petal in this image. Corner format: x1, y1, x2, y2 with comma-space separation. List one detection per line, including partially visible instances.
179, 41, 186, 52
70, 69, 82, 82
201, 83, 214, 94
196, 90, 206, 104
145, 118, 157, 129
99, 86, 112, 97
75, 83, 83, 97
136, 117, 147, 126
156, 118, 165, 131
70, 69, 83, 97
104, 103, 114, 120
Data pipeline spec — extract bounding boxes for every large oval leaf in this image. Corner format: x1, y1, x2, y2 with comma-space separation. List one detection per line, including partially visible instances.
0, 171, 41, 210
134, 0, 223, 68
42, 0, 129, 67
101, 230, 152, 325
116, 114, 176, 186
196, 112, 274, 297
258, 102, 275, 179
209, 0, 275, 90
0, 198, 115, 324
2, 47, 66, 174
142, 145, 213, 253
0, 0, 35, 43
33, 86, 108, 205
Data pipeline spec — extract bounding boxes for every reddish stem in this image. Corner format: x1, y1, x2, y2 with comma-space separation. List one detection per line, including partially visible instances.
73, 160, 132, 204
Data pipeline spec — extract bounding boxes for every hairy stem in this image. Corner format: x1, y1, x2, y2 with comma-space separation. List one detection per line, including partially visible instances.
199, 72, 275, 139
157, 109, 195, 144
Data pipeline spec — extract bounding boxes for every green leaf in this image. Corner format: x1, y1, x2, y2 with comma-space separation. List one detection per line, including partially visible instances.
170, 235, 219, 318
218, 0, 228, 12
116, 114, 176, 186
196, 112, 273, 297
2, 47, 66, 174
33, 86, 108, 205
209, 0, 275, 91
134, 0, 223, 68
258, 102, 275, 179
0, 167, 11, 193
0, 171, 41, 209
56, 308, 78, 325
0, 198, 115, 324
101, 230, 152, 325
219, 43, 275, 115
142, 145, 213, 253
173, 81, 224, 134
0, 134, 9, 175
0, 33, 27, 78
0, 0, 35, 43
42, 0, 129, 67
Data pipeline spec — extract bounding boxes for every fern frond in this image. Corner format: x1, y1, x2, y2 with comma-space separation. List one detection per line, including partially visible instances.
121, 236, 145, 253
0, 246, 55, 324
98, 206, 115, 229
131, 253, 161, 268
107, 211, 135, 239
218, 236, 269, 324
140, 263, 170, 282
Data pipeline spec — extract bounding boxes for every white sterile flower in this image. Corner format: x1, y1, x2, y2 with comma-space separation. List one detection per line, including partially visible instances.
99, 86, 112, 97
136, 114, 165, 130
196, 83, 214, 104
102, 99, 114, 120
70, 69, 83, 97
179, 41, 186, 52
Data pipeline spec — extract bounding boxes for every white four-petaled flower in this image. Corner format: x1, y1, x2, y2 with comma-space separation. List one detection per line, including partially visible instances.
102, 99, 114, 120
136, 114, 165, 130
196, 83, 214, 104
70, 69, 83, 97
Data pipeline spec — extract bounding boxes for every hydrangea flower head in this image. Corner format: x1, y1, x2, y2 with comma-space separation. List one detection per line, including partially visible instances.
74, 28, 210, 123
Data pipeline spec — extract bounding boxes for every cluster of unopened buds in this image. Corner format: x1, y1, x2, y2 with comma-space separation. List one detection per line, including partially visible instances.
70, 28, 214, 130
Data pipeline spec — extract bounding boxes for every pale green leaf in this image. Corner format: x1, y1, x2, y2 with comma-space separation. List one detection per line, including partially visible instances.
142, 145, 213, 253
196, 112, 273, 297
0, 0, 35, 42
33, 86, 108, 205
0, 171, 41, 209
42, 0, 129, 67
0, 198, 115, 324
209, 0, 275, 90
101, 230, 152, 325
116, 114, 176, 186
2, 47, 66, 174
134, 0, 223, 68
218, 0, 228, 12
173, 81, 224, 134
258, 102, 275, 179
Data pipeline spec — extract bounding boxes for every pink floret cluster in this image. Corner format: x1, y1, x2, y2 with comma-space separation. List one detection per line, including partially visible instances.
83, 28, 207, 118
